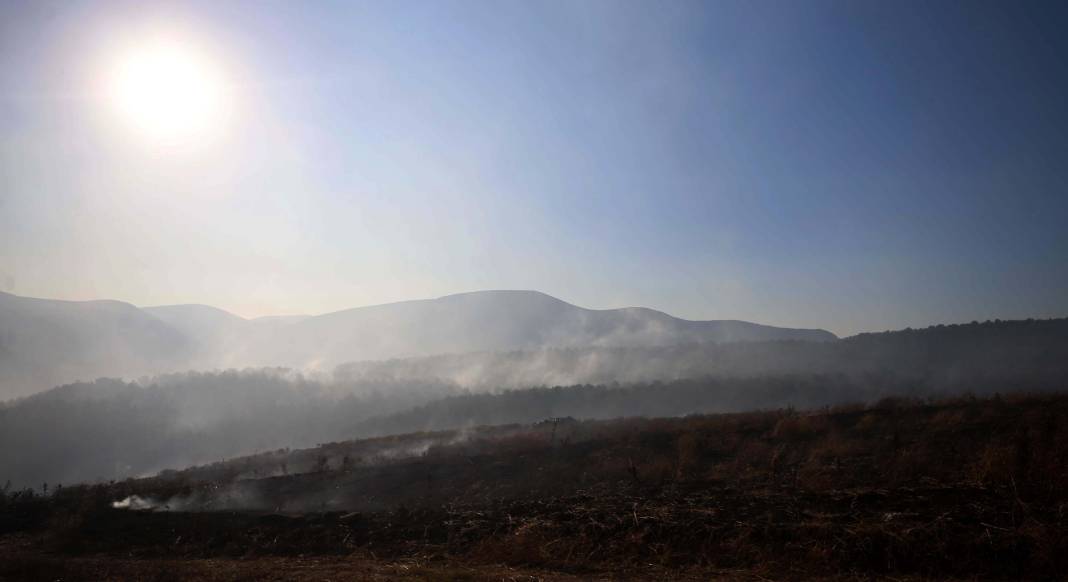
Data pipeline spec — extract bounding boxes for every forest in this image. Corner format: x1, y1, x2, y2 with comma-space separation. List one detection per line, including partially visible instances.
2, 317, 1066, 490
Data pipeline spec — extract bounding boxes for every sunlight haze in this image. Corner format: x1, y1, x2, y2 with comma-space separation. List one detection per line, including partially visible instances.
2, 1, 1066, 336
3, 3, 1068, 578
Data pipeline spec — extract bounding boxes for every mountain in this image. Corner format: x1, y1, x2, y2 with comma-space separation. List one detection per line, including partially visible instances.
0, 289, 835, 399
0, 292, 192, 399
142, 304, 245, 342
244, 290, 836, 370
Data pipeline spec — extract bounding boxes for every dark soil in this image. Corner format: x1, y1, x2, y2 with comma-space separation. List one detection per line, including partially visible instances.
3, 392, 1068, 580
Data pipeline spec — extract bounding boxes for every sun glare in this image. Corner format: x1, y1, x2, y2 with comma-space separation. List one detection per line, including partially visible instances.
107, 40, 228, 143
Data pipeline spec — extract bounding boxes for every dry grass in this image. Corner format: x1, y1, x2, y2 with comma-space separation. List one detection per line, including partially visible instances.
4, 392, 1068, 579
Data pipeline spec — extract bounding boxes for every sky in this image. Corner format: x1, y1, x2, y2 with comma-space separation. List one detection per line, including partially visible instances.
1, 0, 1066, 337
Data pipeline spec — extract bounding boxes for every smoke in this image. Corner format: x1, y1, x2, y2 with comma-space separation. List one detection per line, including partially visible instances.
368, 427, 475, 461
107, 428, 482, 514
333, 344, 780, 389
4, 319, 1064, 491
0, 289, 833, 401
0, 370, 460, 490
112, 495, 159, 510
112, 484, 266, 512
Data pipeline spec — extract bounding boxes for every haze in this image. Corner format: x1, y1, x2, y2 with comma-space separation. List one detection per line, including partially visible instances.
2, 1, 1065, 337
6, 3, 1068, 578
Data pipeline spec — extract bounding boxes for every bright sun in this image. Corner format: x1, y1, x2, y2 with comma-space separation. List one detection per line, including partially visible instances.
108, 41, 228, 143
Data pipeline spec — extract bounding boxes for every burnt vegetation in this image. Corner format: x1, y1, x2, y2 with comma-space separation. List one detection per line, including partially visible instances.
4, 392, 1068, 579
2, 318, 1067, 579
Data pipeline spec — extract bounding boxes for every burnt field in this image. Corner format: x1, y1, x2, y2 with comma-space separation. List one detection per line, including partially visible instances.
3, 392, 1068, 580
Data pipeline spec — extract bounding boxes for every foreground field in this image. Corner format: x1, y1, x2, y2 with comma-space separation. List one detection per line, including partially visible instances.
3, 392, 1068, 580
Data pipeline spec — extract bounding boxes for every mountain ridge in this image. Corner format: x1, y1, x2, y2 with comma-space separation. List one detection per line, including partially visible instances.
0, 289, 836, 399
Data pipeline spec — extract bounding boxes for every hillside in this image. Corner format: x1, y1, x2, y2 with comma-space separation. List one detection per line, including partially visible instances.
4, 393, 1068, 579
0, 292, 193, 399
0, 290, 834, 398
2, 317, 1065, 490
336, 317, 1068, 390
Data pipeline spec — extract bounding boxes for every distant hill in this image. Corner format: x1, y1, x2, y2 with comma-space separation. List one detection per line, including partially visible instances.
0, 290, 834, 399
242, 290, 835, 370
0, 292, 193, 399
1, 317, 1065, 489
336, 317, 1068, 391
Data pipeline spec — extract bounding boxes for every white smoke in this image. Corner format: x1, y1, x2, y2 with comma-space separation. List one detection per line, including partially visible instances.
111, 495, 163, 510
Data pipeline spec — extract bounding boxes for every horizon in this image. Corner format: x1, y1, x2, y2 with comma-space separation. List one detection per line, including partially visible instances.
4, 286, 1063, 338
4, 2, 1068, 574
3, 1, 1067, 337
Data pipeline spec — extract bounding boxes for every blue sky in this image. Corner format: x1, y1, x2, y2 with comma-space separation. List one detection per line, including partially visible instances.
1, 0, 1066, 335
